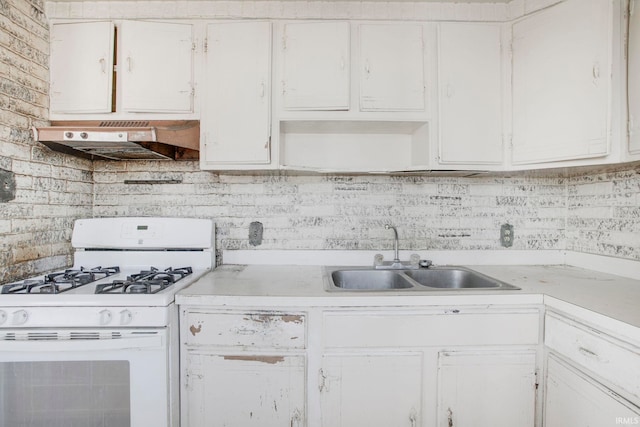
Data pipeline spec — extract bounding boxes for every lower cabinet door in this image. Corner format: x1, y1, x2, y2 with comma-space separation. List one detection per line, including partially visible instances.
185, 353, 305, 427
437, 350, 537, 427
320, 352, 422, 427
545, 354, 640, 427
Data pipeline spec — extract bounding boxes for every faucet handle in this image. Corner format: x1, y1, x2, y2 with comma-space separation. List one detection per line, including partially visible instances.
373, 253, 384, 266
409, 253, 420, 266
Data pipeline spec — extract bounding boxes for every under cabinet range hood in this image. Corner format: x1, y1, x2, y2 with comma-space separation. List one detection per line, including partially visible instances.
33, 120, 200, 160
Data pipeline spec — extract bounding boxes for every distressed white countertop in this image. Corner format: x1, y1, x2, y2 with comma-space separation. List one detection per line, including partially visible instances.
176, 264, 640, 343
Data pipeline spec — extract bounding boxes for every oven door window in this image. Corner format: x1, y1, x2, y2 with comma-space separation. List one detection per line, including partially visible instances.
0, 329, 169, 427
1, 360, 130, 426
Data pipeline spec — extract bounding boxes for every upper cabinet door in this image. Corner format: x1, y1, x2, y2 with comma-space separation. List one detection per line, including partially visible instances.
120, 21, 193, 113
437, 23, 503, 165
512, 0, 611, 164
202, 22, 272, 166
282, 21, 350, 110
50, 21, 114, 114
628, 0, 640, 155
359, 24, 425, 111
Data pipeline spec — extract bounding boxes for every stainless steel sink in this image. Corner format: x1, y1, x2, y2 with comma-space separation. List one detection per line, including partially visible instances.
331, 270, 414, 290
326, 267, 520, 291
403, 268, 516, 289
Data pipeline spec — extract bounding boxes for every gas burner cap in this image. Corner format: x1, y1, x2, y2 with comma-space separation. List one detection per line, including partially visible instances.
38, 284, 58, 294
127, 284, 149, 294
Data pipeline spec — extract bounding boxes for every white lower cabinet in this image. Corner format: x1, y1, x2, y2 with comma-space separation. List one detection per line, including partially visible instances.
437, 350, 537, 427
543, 310, 640, 426
545, 355, 640, 427
320, 353, 423, 427
180, 306, 541, 427
180, 309, 307, 427
318, 308, 540, 427
185, 353, 305, 427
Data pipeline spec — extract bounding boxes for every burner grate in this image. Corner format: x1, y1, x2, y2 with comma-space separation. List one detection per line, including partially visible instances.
95, 267, 192, 295
1, 266, 120, 294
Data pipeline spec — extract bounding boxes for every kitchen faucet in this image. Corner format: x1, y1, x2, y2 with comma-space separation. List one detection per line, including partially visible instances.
374, 224, 421, 269
386, 224, 401, 264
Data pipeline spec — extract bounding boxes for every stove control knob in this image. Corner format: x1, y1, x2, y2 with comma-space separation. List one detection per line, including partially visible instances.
119, 309, 133, 325
12, 310, 29, 325
0, 310, 7, 325
99, 309, 113, 326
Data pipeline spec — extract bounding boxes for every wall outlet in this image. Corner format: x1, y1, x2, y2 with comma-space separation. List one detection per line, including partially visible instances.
249, 222, 263, 246
500, 223, 514, 247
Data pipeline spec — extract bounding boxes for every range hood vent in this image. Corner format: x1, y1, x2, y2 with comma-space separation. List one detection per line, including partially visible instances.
33, 120, 200, 161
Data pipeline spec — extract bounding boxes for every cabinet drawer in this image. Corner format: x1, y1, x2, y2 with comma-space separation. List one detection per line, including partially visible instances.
545, 312, 640, 402
183, 310, 306, 349
323, 309, 540, 348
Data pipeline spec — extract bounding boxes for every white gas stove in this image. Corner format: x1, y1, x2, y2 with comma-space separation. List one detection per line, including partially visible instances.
0, 217, 214, 427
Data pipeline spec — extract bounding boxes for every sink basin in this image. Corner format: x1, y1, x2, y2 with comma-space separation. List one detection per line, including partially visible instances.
403, 268, 515, 289
331, 270, 414, 290
326, 267, 520, 291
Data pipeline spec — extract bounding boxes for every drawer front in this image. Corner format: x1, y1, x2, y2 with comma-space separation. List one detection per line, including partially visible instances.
545, 312, 640, 402
323, 309, 540, 348
183, 310, 306, 349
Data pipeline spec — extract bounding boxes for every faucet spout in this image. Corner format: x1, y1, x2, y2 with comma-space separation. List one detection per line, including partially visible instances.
385, 224, 400, 263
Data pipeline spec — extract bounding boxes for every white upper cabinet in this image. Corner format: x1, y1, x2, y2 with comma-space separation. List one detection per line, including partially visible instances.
120, 21, 193, 113
281, 21, 350, 111
201, 22, 272, 168
49, 20, 194, 118
359, 23, 426, 111
628, 0, 640, 156
512, 0, 612, 165
50, 21, 114, 114
437, 23, 503, 166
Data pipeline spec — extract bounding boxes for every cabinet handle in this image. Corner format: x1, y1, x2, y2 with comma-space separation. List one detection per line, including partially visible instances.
127, 56, 133, 72
592, 63, 600, 85
409, 408, 417, 427
290, 408, 302, 427
446, 84, 455, 98
579, 346, 598, 358
318, 368, 327, 392
259, 81, 265, 98
447, 408, 454, 427
364, 60, 371, 76
99, 58, 106, 73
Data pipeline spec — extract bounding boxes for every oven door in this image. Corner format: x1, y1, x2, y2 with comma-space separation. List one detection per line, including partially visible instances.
0, 328, 171, 427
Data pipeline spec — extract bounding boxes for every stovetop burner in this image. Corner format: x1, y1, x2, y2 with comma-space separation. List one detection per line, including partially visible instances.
95, 267, 193, 295
1, 266, 120, 294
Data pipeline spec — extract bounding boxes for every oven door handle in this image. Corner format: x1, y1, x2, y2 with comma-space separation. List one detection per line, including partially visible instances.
0, 334, 163, 352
